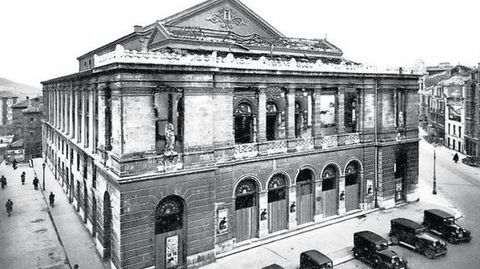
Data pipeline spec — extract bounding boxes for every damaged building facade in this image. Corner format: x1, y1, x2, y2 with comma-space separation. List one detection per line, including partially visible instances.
42, 0, 421, 268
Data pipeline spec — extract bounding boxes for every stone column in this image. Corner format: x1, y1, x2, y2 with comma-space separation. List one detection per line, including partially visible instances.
54, 89, 58, 128
312, 88, 322, 148
82, 89, 88, 148
74, 89, 80, 143
338, 175, 346, 215
88, 89, 95, 153
288, 186, 297, 229
314, 179, 323, 222
286, 87, 296, 151
258, 191, 269, 239
337, 88, 345, 134
257, 87, 267, 154
69, 88, 74, 138
97, 86, 106, 150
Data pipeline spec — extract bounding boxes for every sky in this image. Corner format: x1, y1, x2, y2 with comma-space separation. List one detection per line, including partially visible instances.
1, 0, 480, 88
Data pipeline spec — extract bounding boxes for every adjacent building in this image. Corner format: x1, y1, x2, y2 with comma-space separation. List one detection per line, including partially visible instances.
11, 96, 43, 161
0, 96, 19, 135
465, 67, 480, 157
42, 0, 421, 268
419, 64, 472, 152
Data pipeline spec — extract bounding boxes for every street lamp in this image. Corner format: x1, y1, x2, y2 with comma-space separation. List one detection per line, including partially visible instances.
432, 136, 443, 195
42, 162, 46, 191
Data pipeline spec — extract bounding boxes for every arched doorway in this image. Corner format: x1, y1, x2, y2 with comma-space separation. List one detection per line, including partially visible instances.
267, 174, 288, 233
103, 192, 112, 260
322, 165, 338, 217
154, 195, 186, 269
345, 162, 360, 212
234, 102, 254, 144
266, 102, 279, 141
235, 178, 258, 242
296, 169, 314, 225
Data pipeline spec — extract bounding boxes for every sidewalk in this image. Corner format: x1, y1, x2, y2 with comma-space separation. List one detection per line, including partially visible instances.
32, 158, 106, 269
0, 161, 69, 269
200, 179, 461, 269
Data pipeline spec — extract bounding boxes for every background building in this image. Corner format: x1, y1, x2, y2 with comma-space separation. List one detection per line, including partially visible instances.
11, 96, 43, 161
42, 0, 421, 268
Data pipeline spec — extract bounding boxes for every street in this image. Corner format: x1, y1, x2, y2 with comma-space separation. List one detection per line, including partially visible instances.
0, 161, 69, 269
337, 139, 480, 269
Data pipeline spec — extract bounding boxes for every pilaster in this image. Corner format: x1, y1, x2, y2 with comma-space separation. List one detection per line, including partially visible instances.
257, 87, 268, 154
287, 186, 297, 229
81, 89, 87, 148
337, 88, 345, 134
313, 88, 323, 148
314, 179, 323, 222
338, 175, 346, 215
258, 191, 268, 239
88, 89, 95, 153
286, 87, 296, 150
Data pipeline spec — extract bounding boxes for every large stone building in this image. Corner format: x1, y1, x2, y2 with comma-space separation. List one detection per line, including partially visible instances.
0, 96, 18, 135
11, 96, 43, 160
465, 67, 480, 157
42, 1, 421, 268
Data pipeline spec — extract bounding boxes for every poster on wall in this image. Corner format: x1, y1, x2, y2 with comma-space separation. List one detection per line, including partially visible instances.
217, 209, 228, 234
165, 235, 179, 268
319, 95, 336, 127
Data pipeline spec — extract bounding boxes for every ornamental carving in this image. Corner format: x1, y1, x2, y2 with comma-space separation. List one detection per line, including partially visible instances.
345, 162, 359, 175
206, 7, 246, 29
268, 175, 286, 190
235, 178, 257, 195
156, 197, 183, 217
322, 166, 338, 179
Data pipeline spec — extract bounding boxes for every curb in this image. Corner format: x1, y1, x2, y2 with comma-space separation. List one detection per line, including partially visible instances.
32, 163, 73, 269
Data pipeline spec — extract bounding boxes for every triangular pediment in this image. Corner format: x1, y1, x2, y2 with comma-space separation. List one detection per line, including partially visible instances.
160, 0, 284, 39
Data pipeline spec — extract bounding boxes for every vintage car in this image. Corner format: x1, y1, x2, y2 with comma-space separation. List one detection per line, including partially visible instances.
353, 231, 408, 269
423, 209, 472, 244
389, 218, 447, 259
300, 250, 333, 269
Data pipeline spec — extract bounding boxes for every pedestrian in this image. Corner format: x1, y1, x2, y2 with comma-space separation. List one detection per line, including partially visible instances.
1, 175, 7, 189
73, 264, 79, 269
12, 159, 17, 170
33, 176, 39, 190
21, 172, 26, 185
49, 192, 55, 207
5, 199, 13, 217
453, 153, 459, 163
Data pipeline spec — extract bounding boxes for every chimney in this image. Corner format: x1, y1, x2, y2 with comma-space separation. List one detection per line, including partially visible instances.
134, 25, 143, 33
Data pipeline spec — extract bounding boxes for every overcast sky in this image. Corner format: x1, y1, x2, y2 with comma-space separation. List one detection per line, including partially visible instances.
1, 0, 479, 87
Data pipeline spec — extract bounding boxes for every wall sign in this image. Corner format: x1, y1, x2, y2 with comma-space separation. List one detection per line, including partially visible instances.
217, 209, 229, 234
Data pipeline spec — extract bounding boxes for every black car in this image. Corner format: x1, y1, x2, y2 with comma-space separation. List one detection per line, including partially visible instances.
300, 250, 333, 269
389, 218, 447, 259
423, 209, 472, 244
353, 231, 408, 269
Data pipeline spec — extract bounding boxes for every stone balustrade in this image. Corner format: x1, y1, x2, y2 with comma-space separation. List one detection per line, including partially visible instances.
94, 45, 424, 75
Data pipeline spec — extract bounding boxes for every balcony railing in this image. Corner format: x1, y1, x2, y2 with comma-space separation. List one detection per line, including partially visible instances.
234, 143, 259, 159
266, 140, 288, 155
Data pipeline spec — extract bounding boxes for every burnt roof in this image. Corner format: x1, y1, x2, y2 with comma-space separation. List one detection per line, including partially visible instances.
301, 250, 332, 264
425, 209, 454, 219
354, 231, 388, 244
391, 218, 424, 230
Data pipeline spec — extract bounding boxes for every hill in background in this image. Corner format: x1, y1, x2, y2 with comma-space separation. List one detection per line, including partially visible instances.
0, 77, 41, 99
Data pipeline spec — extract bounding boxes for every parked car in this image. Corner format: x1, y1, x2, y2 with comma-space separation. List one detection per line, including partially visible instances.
423, 209, 472, 244
389, 218, 447, 259
262, 264, 285, 269
300, 250, 333, 269
353, 231, 408, 269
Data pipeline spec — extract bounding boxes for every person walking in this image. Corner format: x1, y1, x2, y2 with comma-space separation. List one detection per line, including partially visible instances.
21, 172, 26, 185
1, 175, 7, 189
12, 159, 17, 170
453, 153, 459, 163
33, 176, 39, 190
5, 199, 13, 217
49, 192, 55, 207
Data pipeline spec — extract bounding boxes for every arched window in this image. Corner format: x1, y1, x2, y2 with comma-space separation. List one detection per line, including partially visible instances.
235, 178, 257, 209
322, 165, 338, 191
234, 102, 254, 144
266, 102, 279, 141
155, 196, 184, 234
345, 162, 360, 186
268, 174, 286, 202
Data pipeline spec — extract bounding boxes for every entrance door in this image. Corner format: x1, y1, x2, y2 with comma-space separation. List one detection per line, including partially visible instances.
155, 196, 185, 269
345, 162, 360, 212
322, 166, 338, 218
296, 169, 314, 225
235, 179, 258, 242
267, 174, 288, 233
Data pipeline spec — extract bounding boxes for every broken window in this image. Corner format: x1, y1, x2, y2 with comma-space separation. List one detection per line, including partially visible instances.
266, 101, 279, 141
344, 90, 358, 133
234, 102, 255, 144
295, 102, 303, 138
395, 90, 406, 129
319, 94, 336, 127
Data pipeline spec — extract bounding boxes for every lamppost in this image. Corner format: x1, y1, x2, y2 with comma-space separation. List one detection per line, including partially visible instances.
42, 163, 46, 191
432, 133, 443, 195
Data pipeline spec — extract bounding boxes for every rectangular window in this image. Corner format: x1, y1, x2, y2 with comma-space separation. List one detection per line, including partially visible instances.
453, 126, 456, 135
448, 137, 450, 147
395, 90, 406, 129
77, 153, 80, 171
448, 124, 451, 134
344, 89, 358, 133
459, 126, 461, 138
92, 164, 96, 189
